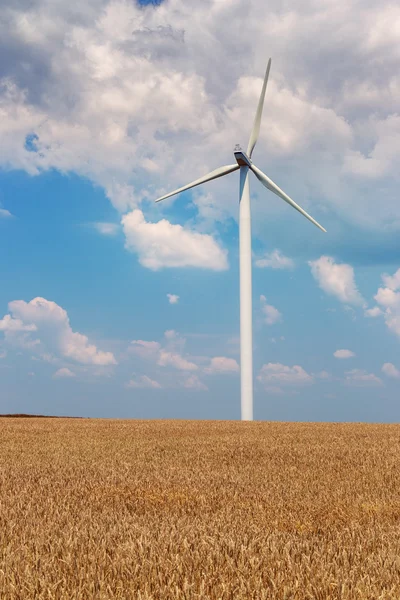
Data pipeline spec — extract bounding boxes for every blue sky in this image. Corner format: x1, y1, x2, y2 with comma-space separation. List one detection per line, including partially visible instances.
1, 0, 400, 421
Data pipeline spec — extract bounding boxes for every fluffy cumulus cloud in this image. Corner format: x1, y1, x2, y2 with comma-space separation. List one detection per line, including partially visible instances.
255, 250, 294, 270
130, 330, 197, 371
365, 306, 383, 318
204, 356, 239, 375
126, 375, 162, 389
0, 297, 116, 365
158, 350, 197, 371
167, 293, 179, 304
0, 315, 37, 333
333, 349, 355, 359
0, 0, 399, 253
53, 367, 75, 379
373, 268, 400, 338
381, 362, 400, 379
163, 329, 183, 345
257, 363, 313, 386
344, 369, 382, 387
129, 340, 161, 360
309, 256, 365, 306
183, 374, 208, 391
343, 115, 400, 180
260, 295, 282, 325
122, 210, 228, 271
381, 270, 400, 291
0, 208, 13, 218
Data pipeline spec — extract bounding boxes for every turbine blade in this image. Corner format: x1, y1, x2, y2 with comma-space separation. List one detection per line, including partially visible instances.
247, 58, 271, 158
155, 164, 240, 203
250, 164, 326, 232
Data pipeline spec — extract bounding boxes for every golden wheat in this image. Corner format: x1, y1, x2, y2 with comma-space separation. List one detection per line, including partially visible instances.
0, 418, 399, 599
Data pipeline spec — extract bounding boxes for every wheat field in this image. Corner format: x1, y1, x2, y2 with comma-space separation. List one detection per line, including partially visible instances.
0, 418, 399, 599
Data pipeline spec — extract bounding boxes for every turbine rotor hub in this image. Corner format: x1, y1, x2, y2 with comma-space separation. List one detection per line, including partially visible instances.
234, 146, 252, 167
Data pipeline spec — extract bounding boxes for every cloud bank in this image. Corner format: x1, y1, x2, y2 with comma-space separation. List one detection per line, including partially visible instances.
0, 0, 399, 245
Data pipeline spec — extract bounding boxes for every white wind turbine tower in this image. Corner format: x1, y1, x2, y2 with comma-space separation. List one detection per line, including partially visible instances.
155, 59, 326, 421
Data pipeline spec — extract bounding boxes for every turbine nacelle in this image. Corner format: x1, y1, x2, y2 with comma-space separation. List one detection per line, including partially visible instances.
234, 145, 252, 168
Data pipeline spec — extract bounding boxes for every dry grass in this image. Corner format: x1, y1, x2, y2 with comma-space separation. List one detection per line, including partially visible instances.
0, 419, 399, 599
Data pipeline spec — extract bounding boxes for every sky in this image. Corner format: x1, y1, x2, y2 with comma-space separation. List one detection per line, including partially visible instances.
1, 0, 400, 421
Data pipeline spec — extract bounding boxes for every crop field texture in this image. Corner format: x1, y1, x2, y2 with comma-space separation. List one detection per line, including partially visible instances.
0, 419, 399, 599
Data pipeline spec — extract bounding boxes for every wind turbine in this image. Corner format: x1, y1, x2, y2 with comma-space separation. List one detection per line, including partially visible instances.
155, 59, 326, 421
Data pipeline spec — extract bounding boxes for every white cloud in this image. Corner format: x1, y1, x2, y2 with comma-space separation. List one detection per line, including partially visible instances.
0, 313, 40, 351
255, 249, 294, 270
309, 256, 365, 306
163, 329, 186, 351
53, 367, 75, 379
0, 350, 7, 359
344, 115, 400, 179
345, 369, 382, 386
183, 375, 208, 391
382, 362, 400, 378
365, 306, 383, 318
0, 0, 399, 239
204, 356, 239, 375
262, 305, 282, 326
167, 294, 179, 304
130, 340, 161, 360
260, 295, 282, 325
164, 329, 177, 340
92, 222, 119, 236
0, 208, 13, 218
105, 183, 139, 213
374, 268, 400, 337
158, 351, 197, 371
126, 375, 162, 389
129, 332, 239, 382
375, 287, 398, 308
382, 270, 400, 291
333, 349, 355, 359
257, 363, 313, 386
191, 192, 229, 231
122, 209, 228, 271
1, 297, 116, 365
315, 370, 332, 380
0, 315, 37, 332
130, 331, 196, 371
